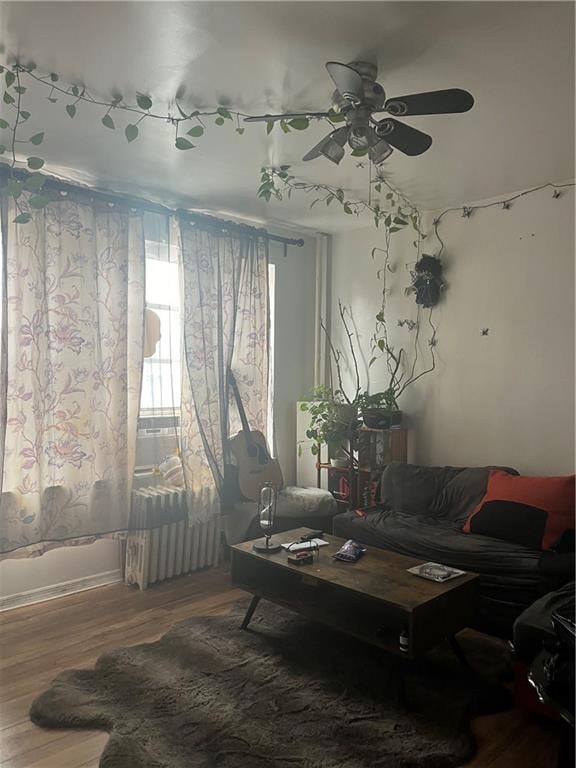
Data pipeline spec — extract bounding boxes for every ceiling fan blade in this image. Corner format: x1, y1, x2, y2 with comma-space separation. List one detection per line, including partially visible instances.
302, 126, 349, 163
244, 112, 330, 123
375, 118, 432, 156
384, 88, 474, 116
325, 62, 364, 102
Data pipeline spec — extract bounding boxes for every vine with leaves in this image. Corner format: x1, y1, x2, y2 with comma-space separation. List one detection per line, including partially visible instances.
258, 165, 421, 233
431, 181, 575, 260
259, 164, 430, 371
0, 58, 345, 222
0, 55, 433, 394
258, 164, 439, 414
0, 57, 422, 235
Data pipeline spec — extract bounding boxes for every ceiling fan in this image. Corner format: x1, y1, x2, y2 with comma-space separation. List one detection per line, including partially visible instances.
245, 61, 474, 165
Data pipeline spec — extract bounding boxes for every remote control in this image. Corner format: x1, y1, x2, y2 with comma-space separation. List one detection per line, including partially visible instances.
301, 530, 323, 541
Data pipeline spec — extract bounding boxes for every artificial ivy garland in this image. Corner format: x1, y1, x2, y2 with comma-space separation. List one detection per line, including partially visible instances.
1, 57, 572, 232
0, 58, 418, 231
0, 56, 429, 379
0, 59, 343, 222
4, 57, 570, 378
258, 166, 420, 231
257, 166, 428, 370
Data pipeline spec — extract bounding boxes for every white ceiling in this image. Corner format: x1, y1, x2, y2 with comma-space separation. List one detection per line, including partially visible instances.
0, 1, 574, 233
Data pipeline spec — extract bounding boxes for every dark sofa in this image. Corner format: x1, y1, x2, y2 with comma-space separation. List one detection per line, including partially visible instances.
332, 462, 567, 637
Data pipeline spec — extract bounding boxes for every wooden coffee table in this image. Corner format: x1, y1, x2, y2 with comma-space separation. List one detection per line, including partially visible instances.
231, 527, 479, 663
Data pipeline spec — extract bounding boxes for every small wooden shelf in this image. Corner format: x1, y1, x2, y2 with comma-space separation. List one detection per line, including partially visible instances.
358, 425, 405, 433
317, 427, 407, 511
316, 463, 351, 471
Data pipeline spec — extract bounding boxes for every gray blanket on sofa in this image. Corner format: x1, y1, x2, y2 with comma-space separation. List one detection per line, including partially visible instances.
333, 462, 543, 637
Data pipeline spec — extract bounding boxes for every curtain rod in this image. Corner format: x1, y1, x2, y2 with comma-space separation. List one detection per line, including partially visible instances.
0, 164, 305, 248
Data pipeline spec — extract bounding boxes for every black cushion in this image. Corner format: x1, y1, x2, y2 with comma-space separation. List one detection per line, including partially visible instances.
467, 499, 548, 549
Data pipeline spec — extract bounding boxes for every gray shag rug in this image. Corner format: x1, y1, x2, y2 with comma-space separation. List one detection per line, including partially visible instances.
30, 601, 511, 768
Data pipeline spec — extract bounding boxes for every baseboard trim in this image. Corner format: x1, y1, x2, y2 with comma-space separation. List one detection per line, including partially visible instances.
0, 569, 123, 612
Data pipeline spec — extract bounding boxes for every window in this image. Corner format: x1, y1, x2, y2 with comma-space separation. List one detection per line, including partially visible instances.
139, 215, 275, 443
140, 215, 181, 417
267, 262, 275, 452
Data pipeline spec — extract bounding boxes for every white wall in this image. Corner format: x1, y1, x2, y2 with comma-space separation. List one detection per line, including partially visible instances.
330, 185, 574, 476
269, 234, 317, 485
0, 539, 122, 607
0, 230, 316, 604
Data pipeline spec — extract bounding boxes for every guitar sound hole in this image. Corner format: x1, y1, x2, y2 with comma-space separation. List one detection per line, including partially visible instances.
257, 447, 269, 464
246, 444, 270, 464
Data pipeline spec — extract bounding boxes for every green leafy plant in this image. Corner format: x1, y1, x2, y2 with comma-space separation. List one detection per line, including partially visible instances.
258, 166, 421, 231
0, 59, 262, 221
300, 387, 358, 457
0, 59, 345, 224
0, 57, 439, 390
257, 167, 434, 393
299, 287, 438, 458
1, 55, 572, 234
356, 388, 398, 413
0, 56, 427, 243
300, 303, 399, 457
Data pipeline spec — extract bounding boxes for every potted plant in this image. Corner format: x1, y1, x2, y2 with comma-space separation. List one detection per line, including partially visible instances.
357, 388, 402, 429
300, 386, 359, 462
301, 297, 436, 455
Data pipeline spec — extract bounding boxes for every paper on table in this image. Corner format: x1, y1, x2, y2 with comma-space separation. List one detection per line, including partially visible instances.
407, 562, 466, 582
281, 539, 329, 552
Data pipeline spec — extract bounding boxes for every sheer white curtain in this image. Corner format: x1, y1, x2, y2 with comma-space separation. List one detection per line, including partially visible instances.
178, 219, 270, 517
0, 192, 145, 556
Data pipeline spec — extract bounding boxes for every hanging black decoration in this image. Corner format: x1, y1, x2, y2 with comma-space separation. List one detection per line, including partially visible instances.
407, 254, 445, 308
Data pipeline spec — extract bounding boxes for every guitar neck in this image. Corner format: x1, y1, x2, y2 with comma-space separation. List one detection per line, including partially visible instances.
228, 370, 254, 447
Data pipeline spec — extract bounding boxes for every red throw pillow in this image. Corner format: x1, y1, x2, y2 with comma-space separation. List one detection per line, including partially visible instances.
463, 470, 575, 550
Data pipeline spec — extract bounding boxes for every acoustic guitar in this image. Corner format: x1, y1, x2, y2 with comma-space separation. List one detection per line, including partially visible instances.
227, 370, 284, 502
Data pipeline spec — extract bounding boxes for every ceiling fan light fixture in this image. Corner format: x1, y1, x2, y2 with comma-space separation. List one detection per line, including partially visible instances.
348, 127, 369, 150
366, 126, 393, 165
321, 139, 346, 164
302, 126, 349, 163
368, 139, 393, 165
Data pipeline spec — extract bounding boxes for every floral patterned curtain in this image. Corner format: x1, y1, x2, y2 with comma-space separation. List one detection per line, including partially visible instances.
178, 219, 269, 515
0, 192, 145, 556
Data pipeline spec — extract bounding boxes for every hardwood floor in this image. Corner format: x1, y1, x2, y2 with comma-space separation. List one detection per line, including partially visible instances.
0, 566, 560, 767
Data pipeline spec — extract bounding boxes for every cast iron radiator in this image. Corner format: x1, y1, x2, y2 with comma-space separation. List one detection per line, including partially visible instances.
125, 486, 221, 590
